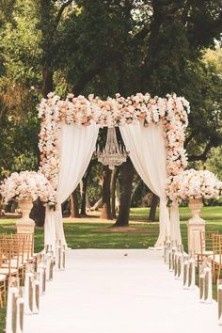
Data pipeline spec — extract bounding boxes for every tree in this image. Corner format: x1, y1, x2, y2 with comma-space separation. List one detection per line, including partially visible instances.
80, 160, 95, 216
148, 194, 159, 222
0, 0, 75, 220
114, 158, 134, 227
140, 1, 222, 162
70, 188, 80, 218
100, 166, 113, 220
111, 167, 119, 218
206, 147, 222, 180
0, 0, 222, 227
36, 1, 74, 96
0, 0, 40, 179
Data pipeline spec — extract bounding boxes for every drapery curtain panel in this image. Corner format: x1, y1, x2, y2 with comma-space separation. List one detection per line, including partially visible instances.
44, 121, 181, 248
120, 122, 181, 246
44, 124, 99, 248
169, 204, 182, 245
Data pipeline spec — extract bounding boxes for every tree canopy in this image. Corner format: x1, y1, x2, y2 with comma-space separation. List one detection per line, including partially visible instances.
0, 0, 222, 219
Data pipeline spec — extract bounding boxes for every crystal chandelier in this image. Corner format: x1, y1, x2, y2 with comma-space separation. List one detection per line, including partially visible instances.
96, 127, 128, 170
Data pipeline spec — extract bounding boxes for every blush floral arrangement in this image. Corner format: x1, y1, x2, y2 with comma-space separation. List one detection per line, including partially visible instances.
38, 92, 190, 196
167, 169, 222, 204
0, 171, 55, 205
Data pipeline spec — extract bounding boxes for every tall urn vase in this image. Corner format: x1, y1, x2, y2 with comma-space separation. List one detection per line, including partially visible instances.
16, 198, 35, 234
188, 198, 205, 255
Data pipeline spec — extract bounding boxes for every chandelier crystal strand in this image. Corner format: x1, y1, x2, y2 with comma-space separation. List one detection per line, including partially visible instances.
97, 127, 128, 170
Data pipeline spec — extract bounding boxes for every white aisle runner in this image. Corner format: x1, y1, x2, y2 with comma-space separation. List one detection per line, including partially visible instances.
24, 250, 221, 333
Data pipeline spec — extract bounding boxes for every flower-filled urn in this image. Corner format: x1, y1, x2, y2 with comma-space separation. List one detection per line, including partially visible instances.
0, 171, 55, 235
187, 197, 205, 255
17, 197, 35, 234
167, 169, 222, 255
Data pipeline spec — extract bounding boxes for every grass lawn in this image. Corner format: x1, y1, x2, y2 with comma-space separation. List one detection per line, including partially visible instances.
0, 205, 221, 331
0, 206, 222, 251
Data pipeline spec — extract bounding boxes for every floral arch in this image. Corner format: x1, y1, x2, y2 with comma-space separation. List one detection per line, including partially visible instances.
38, 92, 190, 248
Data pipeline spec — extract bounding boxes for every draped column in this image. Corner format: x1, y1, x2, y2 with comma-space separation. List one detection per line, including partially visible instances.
169, 204, 182, 245
44, 124, 99, 248
120, 122, 180, 246
44, 206, 57, 247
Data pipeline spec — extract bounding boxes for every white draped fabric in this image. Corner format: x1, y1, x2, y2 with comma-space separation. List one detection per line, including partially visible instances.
120, 122, 179, 246
44, 121, 182, 248
169, 204, 182, 245
44, 124, 99, 248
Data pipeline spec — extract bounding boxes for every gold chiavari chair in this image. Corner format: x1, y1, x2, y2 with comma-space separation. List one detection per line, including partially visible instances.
0, 233, 35, 308
0, 238, 19, 309
16, 234, 35, 284
0, 238, 20, 280
15, 234, 34, 262
0, 249, 7, 308
197, 230, 214, 270
0, 234, 36, 307
208, 234, 222, 283
6, 234, 34, 280
14, 235, 29, 284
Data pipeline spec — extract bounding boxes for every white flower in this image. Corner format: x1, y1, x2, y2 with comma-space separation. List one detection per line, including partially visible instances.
67, 93, 74, 99
38, 92, 190, 197
47, 92, 55, 98
0, 171, 55, 205
167, 169, 222, 203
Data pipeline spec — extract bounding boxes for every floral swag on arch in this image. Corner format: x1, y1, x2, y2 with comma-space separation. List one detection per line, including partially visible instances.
38, 92, 190, 248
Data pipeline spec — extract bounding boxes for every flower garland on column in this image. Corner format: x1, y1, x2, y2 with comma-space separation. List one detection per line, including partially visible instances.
38, 92, 190, 204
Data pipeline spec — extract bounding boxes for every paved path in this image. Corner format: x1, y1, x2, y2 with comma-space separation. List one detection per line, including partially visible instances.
24, 249, 221, 333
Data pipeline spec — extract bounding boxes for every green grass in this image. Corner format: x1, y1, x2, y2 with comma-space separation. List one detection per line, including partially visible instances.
0, 205, 221, 331
0, 206, 222, 251
65, 223, 159, 249
130, 206, 222, 224
0, 308, 6, 333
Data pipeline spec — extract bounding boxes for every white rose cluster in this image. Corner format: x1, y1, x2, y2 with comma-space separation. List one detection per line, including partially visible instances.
0, 171, 56, 205
38, 92, 190, 194
167, 169, 222, 203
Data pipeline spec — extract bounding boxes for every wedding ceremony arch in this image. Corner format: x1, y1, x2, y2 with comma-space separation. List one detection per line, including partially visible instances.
38, 92, 190, 249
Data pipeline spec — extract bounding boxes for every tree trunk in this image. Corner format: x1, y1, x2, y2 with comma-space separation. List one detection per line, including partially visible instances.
80, 161, 94, 216
42, 67, 54, 97
100, 166, 112, 220
111, 167, 119, 219
114, 159, 134, 227
30, 198, 45, 227
148, 193, 159, 221
131, 178, 143, 207
70, 189, 80, 218
80, 177, 88, 216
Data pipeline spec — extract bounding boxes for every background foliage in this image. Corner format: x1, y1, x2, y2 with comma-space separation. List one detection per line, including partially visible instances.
0, 0, 221, 213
